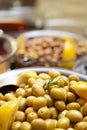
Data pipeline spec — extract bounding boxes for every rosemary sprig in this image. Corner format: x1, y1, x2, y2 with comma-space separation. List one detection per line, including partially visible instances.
43, 77, 62, 90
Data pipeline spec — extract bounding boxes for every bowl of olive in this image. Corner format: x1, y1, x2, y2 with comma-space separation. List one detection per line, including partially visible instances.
0, 67, 87, 130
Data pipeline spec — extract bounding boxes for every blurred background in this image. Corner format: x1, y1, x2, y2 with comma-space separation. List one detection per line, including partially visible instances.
0, 0, 87, 74
0, 0, 87, 36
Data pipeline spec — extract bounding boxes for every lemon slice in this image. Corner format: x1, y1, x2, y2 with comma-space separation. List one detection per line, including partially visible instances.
0, 97, 21, 130
70, 81, 87, 101
16, 34, 26, 52
62, 39, 76, 69
16, 71, 38, 86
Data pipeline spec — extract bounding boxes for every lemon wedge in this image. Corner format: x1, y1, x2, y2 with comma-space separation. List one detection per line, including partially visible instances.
16, 34, 26, 52
0, 97, 21, 130
16, 71, 38, 86
62, 39, 76, 69
70, 81, 87, 101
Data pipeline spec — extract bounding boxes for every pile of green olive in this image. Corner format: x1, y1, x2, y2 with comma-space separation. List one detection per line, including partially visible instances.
0, 70, 87, 130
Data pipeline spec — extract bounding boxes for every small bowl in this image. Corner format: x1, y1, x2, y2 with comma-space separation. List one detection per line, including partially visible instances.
0, 32, 17, 73
15, 30, 85, 69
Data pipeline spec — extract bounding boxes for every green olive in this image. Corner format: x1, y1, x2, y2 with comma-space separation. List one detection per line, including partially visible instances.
61, 76, 69, 86
32, 97, 47, 110
45, 119, 57, 130
26, 96, 36, 107
20, 122, 31, 130
38, 107, 51, 119
80, 103, 87, 116
0, 100, 6, 106
58, 110, 68, 119
27, 112, 38, 122
48, 70, 60, 78
67, 92, 76, 103
53, 128, 65, 130
38, 73, 50, 80
68, 75, 79, 81
57, 117, 70, 129
66, 110, 83, 123
50, 88, 67, 101
31, 118, 46, 130
66, 102, 80, 110
32, 83, 45, 97
25, 88, 32, 97
55, 101, 66, 111
15, 111, 25, 122
19, 98, 26, 111
25, 107, 34, 116
83, 116, 87, 122
15, 88, 25, 97
67, 128, 75, 130
4, 93, 16, 101
49, 107, 58, 119
0, 93, 4, 100
10, 121, 21, 130
74, 121, 87, 130
44, 94, 53, 107
76, 98, 86, 106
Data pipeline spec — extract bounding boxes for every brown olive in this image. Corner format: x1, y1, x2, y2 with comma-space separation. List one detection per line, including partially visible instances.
66, 102, 80, 110
11, 121, 21, 130
38, 107, 51, 119
74, 121, 87, 130
55, 101, 66, 111
27, 112, 38, 122
31, 118, 46, 130
49, 107, 58, 119
20, 121, 31, 130
66, 110, 83, 123
15, 111, 25, 122
57, 117, 70, 129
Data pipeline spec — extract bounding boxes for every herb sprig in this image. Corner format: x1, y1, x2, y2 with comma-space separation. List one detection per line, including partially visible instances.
43, 77, 62, 90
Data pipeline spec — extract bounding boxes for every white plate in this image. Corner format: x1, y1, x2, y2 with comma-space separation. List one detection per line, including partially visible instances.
0, 67, 87, 87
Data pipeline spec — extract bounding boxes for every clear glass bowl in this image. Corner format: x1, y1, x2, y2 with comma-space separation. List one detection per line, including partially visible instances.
15, 30, 86, 69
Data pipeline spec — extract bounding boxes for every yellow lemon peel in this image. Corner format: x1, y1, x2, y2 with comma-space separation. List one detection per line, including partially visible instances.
16, 71, 38, 86
0, 96, 21, 130
70, 81, 87, 101
62, 39, 76, 69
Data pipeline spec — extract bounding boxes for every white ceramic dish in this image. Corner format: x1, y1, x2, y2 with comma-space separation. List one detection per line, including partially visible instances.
0, 67, 87, 87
